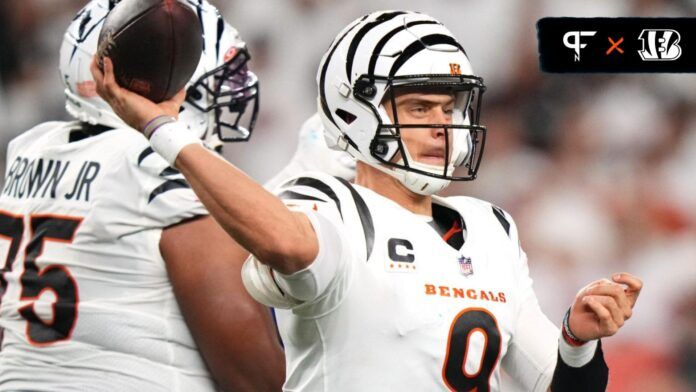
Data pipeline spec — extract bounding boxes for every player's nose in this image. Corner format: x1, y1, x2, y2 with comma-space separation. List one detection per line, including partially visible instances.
430, 107, 451, 138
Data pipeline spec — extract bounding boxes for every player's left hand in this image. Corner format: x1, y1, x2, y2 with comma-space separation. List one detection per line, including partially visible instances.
567, 272, 643, 342
90, 56, 185, 132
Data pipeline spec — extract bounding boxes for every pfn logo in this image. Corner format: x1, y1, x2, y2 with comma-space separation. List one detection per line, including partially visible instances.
638, 29, 682, 61
563, 31, 597, 61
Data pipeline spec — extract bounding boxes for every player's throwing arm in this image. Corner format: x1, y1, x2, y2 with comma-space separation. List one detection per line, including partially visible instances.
91, 57, 319, 276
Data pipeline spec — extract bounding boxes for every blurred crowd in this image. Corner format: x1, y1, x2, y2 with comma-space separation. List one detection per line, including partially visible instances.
1, 0, 695, 391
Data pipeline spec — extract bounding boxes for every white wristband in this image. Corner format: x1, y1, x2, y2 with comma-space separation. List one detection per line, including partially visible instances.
558, 335, 598, 368
149, 122, 202, 166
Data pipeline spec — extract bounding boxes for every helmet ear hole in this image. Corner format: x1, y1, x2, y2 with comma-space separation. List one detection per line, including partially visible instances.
354, 78, 377, 99
372, 140, 389, 157
335, 108, 357, 125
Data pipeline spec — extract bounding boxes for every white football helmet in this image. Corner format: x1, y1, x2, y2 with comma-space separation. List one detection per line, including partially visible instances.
317, 10, 486, 195
59, 0, 259, 150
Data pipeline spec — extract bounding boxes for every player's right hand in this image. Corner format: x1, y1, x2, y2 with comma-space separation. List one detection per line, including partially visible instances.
90, 56, 186, 133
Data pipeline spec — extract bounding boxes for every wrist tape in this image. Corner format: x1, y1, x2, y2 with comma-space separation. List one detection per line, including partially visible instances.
149, 121, 202, 166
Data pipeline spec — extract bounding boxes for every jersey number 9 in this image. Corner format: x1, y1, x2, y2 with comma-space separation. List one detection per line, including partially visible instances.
442, 307, 502, 392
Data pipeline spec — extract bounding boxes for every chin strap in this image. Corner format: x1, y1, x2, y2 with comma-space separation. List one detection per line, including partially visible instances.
395, 156, 453, 195
402, 170, 451, 195
324, 122, 455, 196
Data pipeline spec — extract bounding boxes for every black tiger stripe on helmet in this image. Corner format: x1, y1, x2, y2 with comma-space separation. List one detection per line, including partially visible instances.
318, 14, 370, 129
367, 19, 440, 77
319, 10, 419, 129
319, 11, 464, 125
388, 34, 467, 77
344, 11, 408, 83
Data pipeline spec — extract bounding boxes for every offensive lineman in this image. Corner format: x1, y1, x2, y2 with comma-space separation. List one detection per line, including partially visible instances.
91, 10, 643, 392
0, 1, 286, 390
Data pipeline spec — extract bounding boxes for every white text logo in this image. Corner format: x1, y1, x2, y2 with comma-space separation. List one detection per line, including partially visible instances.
563, 31, 597, 61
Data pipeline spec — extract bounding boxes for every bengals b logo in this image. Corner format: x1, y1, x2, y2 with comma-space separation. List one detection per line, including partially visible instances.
449, 63, 462, 75
638, 29, 682, 61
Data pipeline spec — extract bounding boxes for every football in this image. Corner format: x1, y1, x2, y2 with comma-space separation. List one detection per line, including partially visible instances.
96, 0, 203, 102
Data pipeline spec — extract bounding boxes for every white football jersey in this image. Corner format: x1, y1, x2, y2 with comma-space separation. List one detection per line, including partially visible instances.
0, 122, 214, 391
265, 173, 560, 391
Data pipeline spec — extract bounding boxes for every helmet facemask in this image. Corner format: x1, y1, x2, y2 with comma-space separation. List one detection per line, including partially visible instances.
354, 74, 486, 187
185, 44, 259, 145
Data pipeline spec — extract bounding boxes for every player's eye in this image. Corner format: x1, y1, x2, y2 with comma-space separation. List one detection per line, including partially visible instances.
409, 105, 428, 116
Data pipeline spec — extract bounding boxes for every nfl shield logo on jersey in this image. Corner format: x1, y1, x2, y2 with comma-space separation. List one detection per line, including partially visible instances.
458, 255, 474, 277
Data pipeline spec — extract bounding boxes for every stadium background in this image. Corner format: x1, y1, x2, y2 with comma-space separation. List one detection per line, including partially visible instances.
0, 0, 694, 390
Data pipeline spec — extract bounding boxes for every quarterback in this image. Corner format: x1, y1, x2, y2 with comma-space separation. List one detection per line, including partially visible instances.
92, 10, 643, 392
0, 1, 285, 391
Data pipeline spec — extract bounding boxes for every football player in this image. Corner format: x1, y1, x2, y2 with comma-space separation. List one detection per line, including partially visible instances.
91, 10, 643, 392
0, 1, 286, 391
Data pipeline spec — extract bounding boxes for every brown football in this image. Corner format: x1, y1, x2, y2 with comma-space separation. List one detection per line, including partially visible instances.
97, 0, 202, 102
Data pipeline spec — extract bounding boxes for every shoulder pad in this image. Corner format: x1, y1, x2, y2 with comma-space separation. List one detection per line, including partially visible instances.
7, 121, 71, 155
277, 172, 374, 261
